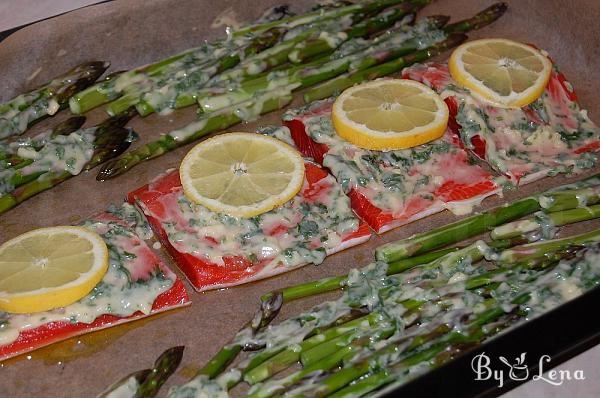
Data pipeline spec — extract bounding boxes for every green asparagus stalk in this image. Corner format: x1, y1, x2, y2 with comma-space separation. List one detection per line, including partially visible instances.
301, 259, 569, 397
303, 34, 466, 103
97, 346, 184, 398
196, 292, 283, 379
132, 346, 185, 398
106, 27, 287, 117
287, 1, 427, 64
245, 238, 532, 391
247, 344, 358, 398
0, 112, 135, 215
259, 247, 457, 303
2, 116, 86, 169
169, 235, 600, 397
232, 0, 409, 38
491, 204, 600, 240
259, 238, 523, 304
68, 70, 125, 114
0, 170, 71, 214
73, 30, 274, 115
76, 0, 405, 116
198, 16, 450, 114
283, 315, 494, 397
241, 309, 368, 376
444, 2, 508, 34
85, 126, 135, 171
303, 2, 509, 102
243, 313, 381, 384
138, 1, 422, 117
498, 228, 600, 264
0, 62, 108, 115
97, 87, 294, 180
539, 186, 600, 211
376, 175, 600, 262
1, 111, 132, 191
0, 61, 109, 139
51, 116, 88, 138
96, 369, 152, 398
287, 296, 522, 398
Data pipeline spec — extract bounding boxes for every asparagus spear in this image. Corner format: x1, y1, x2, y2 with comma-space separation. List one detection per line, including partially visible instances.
539, 185, 600, 211
1, 117, 88, 190
97, 346, 184, 398
97, 370, 152, 398
491, 204, 600, 240
258, 237, 522, 305
133, 346, 185, 398
97, 87, 294, 180
137, 3, 418, 117
0, 112, 135, 215
198, 16, 449, 114
244, 239, 536, 393
286, 1, 428, 63
1, 116, 86, 169
232, 0, 409, 38
0, 61, 109, 139
303, 2, 508, 102
72, 36, 257, 114
444, 2, 508, 34
106, 27, 288, 117
498, 228, 600, 264
75, 0, 407, 115
243, 225, 578, 390
376, 174, 600, 262
195, 292, 283, 380
275, 252, 570, 398
100, 5, 508, 179
164, 233, 599, 398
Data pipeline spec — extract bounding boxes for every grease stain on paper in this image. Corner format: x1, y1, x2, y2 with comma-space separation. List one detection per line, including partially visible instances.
211, 8, 243, 30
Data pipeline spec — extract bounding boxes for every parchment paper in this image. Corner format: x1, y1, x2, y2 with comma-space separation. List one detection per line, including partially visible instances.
0, 0, 599, 396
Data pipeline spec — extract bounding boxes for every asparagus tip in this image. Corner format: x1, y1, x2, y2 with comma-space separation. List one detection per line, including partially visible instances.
96, 159, 122, 181
446, 32, 468, 47
428, 15, 451, 29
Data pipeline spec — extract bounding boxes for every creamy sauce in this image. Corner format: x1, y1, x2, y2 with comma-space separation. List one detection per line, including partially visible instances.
404, 63, 600, 184
169, 241, 600, 397
283, 99, 502, 224
0, 127, 96, 195
0, 98, 56, 139
103, 376, 139, 398
17, 128, 95, 176
0, 204, 173, 346
257, 125, 295, 147
139, 163, 359, 273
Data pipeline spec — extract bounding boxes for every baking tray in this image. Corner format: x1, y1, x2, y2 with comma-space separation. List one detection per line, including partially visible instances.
0, 0, 599, 397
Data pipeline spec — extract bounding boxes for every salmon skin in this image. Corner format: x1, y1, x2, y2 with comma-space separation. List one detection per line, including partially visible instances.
283, 100, 502, 234
0, 205, 190, 362
129, 162, 371, 292
403, 61, 600, 185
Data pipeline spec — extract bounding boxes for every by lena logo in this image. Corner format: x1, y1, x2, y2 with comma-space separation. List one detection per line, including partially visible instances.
471, 352, 585, 388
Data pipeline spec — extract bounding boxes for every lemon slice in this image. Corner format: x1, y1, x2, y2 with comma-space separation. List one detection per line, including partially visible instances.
331, 79, 449, 151
449, 38, 552, 108
0, 226, 109, 313
180, 132, 305, 218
